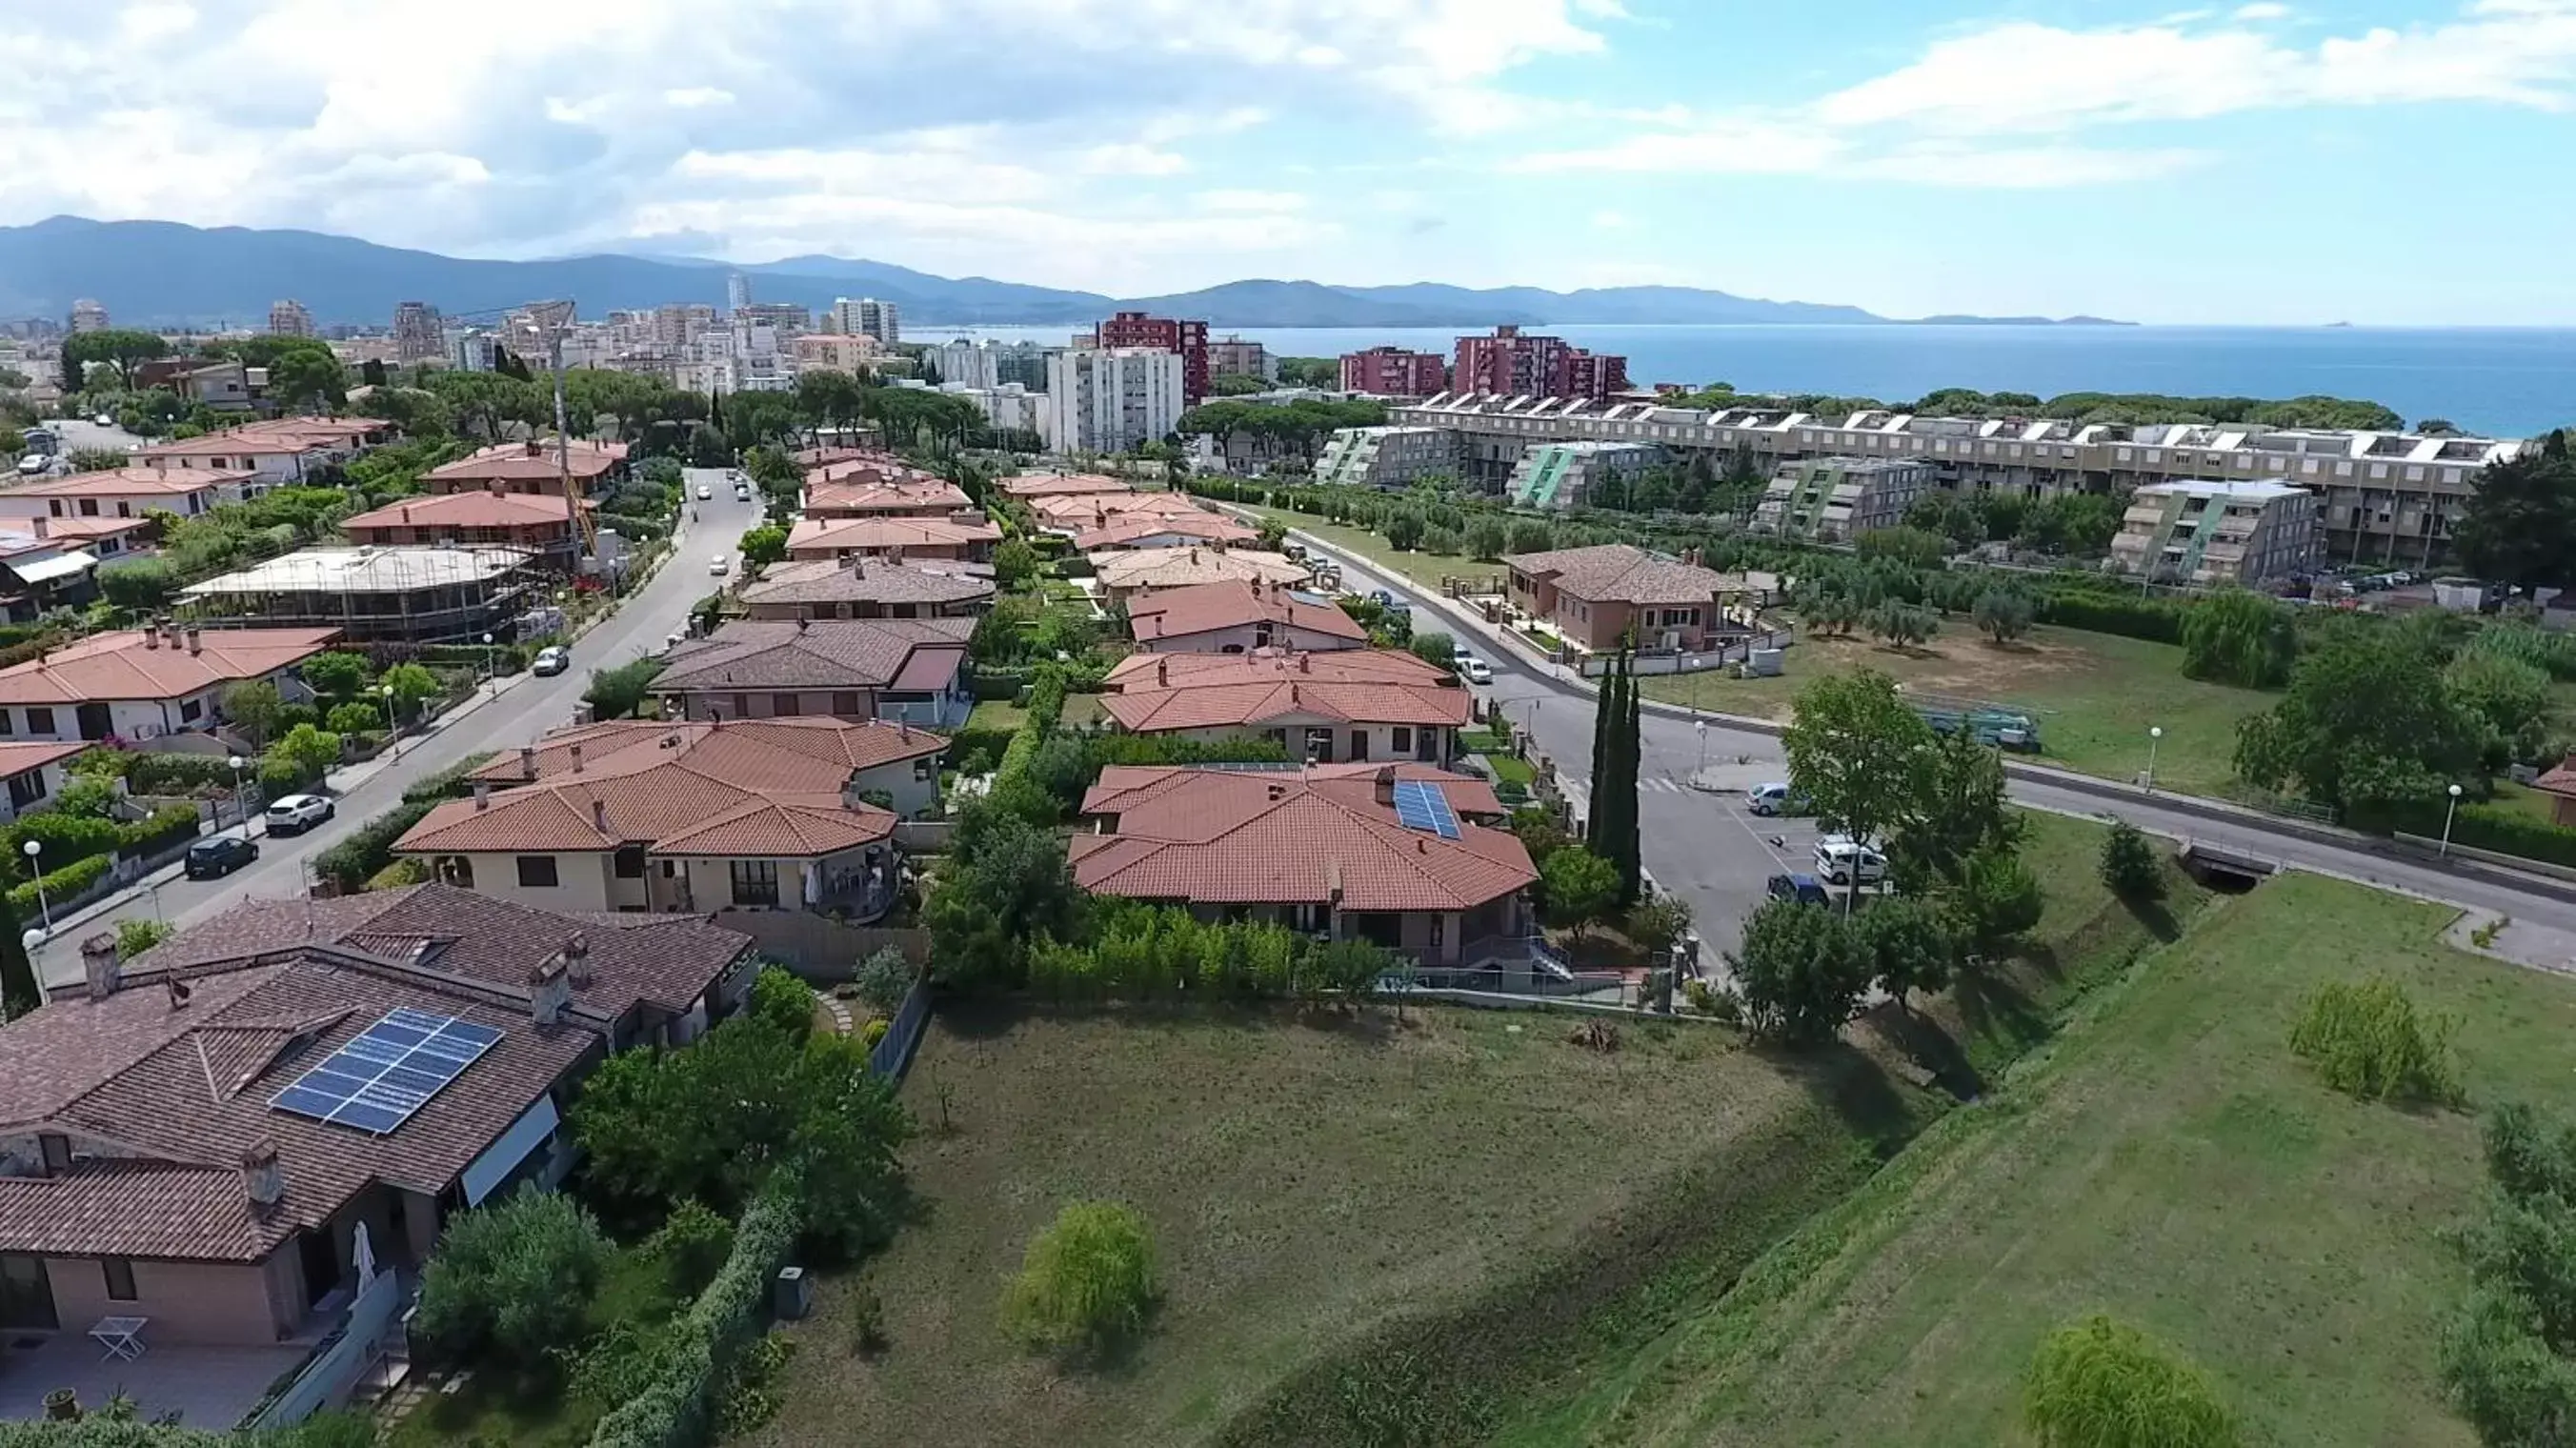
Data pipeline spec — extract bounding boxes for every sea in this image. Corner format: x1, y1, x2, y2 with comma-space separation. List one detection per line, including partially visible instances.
922, 324, 2576, 439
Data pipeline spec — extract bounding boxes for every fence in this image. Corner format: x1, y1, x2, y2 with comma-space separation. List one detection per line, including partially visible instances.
733, 914, 929, 979
240, 1263, 405, 1431
893, 819, 956, 855
1573, 629, 1792, 678
870, 974, 933, 1079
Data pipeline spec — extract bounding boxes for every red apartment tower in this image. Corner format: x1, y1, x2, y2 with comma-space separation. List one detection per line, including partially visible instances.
1451, 325, 1629, 402
1338, 346, 1449, 395
1096, 311, 1211, 404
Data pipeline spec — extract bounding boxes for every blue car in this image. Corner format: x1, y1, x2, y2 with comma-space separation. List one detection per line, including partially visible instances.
1766, 872, 1830, 907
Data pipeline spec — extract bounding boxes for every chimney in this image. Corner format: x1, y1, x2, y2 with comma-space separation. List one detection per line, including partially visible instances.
520, 745, 537, 781
241, 1141, 284, 1210
185, 625, 202, 655
401, 505, 413, 523
1374, 765, 1399, 808
591, 797, 609, 835
79, 932, 121, 1001
562, 932, 593, 987
1156, 657, 1168, 685
144, 626, 159, 651
28, 517, 42, 539
1299, 654, 1311, 674
529, 955, 572, 1027
523, 439, 543, 457
473, 779, 492, 811
569, 742, 584, 774
899, 720, 911, 740
1266, 781, 1286, 802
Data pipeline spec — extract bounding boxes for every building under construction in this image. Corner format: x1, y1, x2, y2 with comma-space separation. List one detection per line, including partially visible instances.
176, 545, 542, 644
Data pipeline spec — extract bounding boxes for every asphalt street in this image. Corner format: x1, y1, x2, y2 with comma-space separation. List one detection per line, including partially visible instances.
32, 467, 759, 988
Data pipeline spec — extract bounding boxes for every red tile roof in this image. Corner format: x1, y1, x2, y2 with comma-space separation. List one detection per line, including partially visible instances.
0, 626, 338, 706
1070, 766, 1534, 913
785, 515, 1001, 556
1128, 580, 1368, 647
1098, 649, 1469, 733
427, 438, 627, 484
0, 740, 87, 777
1002, 472, 1130, 498
342, 492, 587, 532
654, 618, 972, 693
1090, 547, 1312, 593
1072, 512, 1257, 552
738, 557, 995, 610
804, 477, 975, 517
1503, 543, 1733, 606
1030, 491, 1211, 527
135, 417, 384, 461
6, 467, 240, 498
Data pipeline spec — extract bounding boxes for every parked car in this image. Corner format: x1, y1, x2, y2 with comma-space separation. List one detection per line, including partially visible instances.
734, 482, 752, 501
13, 454, 45, 476
1460, 656, 1493, 685
184, 835, 259, 879
1766, 872, 1830, 907
264, 794, 335, 835
532, 645, 570, 676
1746, 781, 1808, 816
710, 553, 731, 575
1813, 836, 1887, 886
91, 412, 113, 428
695, 483, 714, 500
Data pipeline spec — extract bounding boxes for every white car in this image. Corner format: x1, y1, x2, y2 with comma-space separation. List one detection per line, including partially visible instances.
709, 553, 730, 575
531, 645, 570, 676
91, 413, 113, 427
1460, 657, 1493, 685
695, 483, 714, 500
1812, 836, 1888, 886
264, 794, 335, 835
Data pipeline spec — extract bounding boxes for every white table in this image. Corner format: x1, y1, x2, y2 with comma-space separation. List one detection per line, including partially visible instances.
89, 1316, 147, 1361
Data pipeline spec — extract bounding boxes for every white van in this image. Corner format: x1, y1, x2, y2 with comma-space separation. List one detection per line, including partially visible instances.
1813, 836, 1887, 886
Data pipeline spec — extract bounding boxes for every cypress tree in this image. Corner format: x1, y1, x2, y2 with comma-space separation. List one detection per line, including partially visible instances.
1616, 647, 1644, 903
1586, 652, 1618, 855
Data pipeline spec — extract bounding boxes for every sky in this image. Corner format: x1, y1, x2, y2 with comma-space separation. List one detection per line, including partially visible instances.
2, 0, 2573, 324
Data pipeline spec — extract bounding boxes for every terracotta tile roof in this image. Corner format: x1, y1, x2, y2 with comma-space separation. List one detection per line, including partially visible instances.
0, 739, 89, 777
1502, 543, 1732, 606
1072, 512, 1257, 552
653, 618, 973, 693
804, 477, 976, 517
794, 446, 898, 469
1128, 580, 1368, 647
6, 467, 240, 497
427, 438, 627, 484
784, 515, 1001, 555
1001, 472, 1130, 498
1030, 491, 1211, 527
1090, 547, 1311, 593
407, 717, 931, 861
0, 626, 338, 706
1091, 760, 1504, 820
1098, 649, 1469, 733
27, 516, 157, 542
342, 492, 586, 533
1070, 766, 1534, 913
134, 418, 382, 460
2534, 754, 2576, 798
738, 557, 995, 610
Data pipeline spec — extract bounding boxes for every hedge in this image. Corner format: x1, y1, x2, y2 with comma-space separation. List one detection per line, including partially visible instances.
968, 664, 1037, 701
2033, 587, 2186, 645
587, 1171, 803, 1448
312, 800, 438, 893
118, 805, 201, 859
400, 752, 498, 806
2365, 800, 2576, 871
8, 854, 111, 919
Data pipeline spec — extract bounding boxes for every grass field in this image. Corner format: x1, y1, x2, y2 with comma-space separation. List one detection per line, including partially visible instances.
1514, 871, 2576, 1448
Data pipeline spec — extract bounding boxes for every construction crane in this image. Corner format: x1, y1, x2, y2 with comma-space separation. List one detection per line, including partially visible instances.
432, 297, 594, 553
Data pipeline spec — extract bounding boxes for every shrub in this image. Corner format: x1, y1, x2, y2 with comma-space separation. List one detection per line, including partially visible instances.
119, 803, 202, 858
587, 1171, 802, 1448
114, 918, 172, 959
2023, 1313, 2239, 1448
645, 1199, 735, 1297
585, 657, 667, 721
6, 854, 111, 920
745, 964, 814, 1040
2099, 820, 2164, 900
2288, 975, 2463, 1104
325, 701, 386, 736
1001, 1201, 1157, 1356
312, 800, 436, 893
852, 946, 915, 1016
1950, 842, 2043, 955
413, 1189, 611, 1373
364, 858, 429, 891
861, 1016, 889, 1048
849, 1285, 888, 1356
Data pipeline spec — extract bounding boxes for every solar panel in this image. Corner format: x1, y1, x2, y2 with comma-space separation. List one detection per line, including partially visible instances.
272, 1007, 503, 1136
1391, 780, 1460, 840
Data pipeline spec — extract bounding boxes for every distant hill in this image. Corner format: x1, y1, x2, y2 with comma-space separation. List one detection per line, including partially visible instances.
0, 216, 2128, 330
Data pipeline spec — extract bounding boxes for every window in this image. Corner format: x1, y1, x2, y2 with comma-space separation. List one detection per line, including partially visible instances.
730, 694, 751, 720
0, 711, 13, 737
729, 859, 779, 907
772, 694, 800, 717
25, 708, 52, 735
514, 855, 559, 888
8, 771, 46, 811
614, 845, 646, 879
179, 698, 203, 723
913, 756, 935, 781
77, 499, 98, 517
1391, 726, 1413, 754
1429, 915, 1445, 948
833, 692, 862, 715
102, 1257, 136, 1302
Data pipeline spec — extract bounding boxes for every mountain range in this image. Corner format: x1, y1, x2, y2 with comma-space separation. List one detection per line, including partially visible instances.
0, 216, 2130, 331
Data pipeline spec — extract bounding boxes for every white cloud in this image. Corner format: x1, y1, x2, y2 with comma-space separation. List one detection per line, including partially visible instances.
1194, 190, 1309, 212
2233, 3, 2292, 19
661, 87, 734, 110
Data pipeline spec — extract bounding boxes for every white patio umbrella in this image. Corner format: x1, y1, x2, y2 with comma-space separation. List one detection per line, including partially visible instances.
352, 1221, 377, 1284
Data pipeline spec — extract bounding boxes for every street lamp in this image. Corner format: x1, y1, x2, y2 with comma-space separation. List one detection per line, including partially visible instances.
21, 839, 46, 935
379, 683, 401, 758
2144, 725, 2163, 792
1695, 717, 1708, 774
2441, 782, 2465, 857
229, 754, 252, 839
481, 634, 496, 693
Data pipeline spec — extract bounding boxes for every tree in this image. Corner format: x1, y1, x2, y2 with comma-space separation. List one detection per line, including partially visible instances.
380, 661, 440, 720
60, 328, 170, 392
2447, 652, 2553, 766
1727, 898, 1872, 1045
266, 348, 347, 412
95, 558, 175, 612
68, 447, 127, 473
221, 680, 284, 747
1781, 671, 1937, 911
746, 963, 814, 1040
2023, 1314, 2239, 1448
1540, 846, 1622, 938
266, 723, 343, 784
1466, 517, 1510, 560
413, 1189, 611, 1374
1627, 892, 1694, 961
1000, 1201, 1157, 1356
2289, 975, 2461, 1104
1855, 895, 1957, 1012
1866, 599, 1938, 650
1890, 726, 2022, 892
1381, 510, 1425, 551
2455, 430, 2576, 592
326, 702, 385, 735
736, 523, 788, 569
853, 946, 916, 1016
993, 538, 1042, 590
1972, 588, 2035, 645
0, 886, 36, 1020
688, 423, 734, 468
2099, 820, 2163, 900
1854, 526, 1945, 570
2234, 622, 2484, 814
2016, 492, 2123, 556
925, 805, 1085, 989
300, 651, 372, 700
1406, 631, 1458, 674
2180, 588, 2298, 688
584, 657, 666, 722
1951, 842, 2043, 955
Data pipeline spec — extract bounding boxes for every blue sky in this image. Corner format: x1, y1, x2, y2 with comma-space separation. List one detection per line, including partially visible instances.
2, 0, 2572, 323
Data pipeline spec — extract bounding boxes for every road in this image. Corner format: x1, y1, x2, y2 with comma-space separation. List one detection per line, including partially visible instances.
1298, 529, 2576, 973
34, 467, 758, 988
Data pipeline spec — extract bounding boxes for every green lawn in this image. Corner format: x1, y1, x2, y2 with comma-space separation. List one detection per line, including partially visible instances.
387, 1241, 677, 1448
1639, 628, 2270, 799
965, 698, 1029, 734
1515, 871, 2576, 1447
1242, 505, 1490, 593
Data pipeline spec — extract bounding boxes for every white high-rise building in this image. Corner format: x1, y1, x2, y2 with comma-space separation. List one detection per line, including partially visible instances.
267, 299, 315, 337
827, 297, 900, 347
68, 300, 108, 334
921, 339, 1000, 390
726, 272, 752, 313
1044, 348, 1184, 455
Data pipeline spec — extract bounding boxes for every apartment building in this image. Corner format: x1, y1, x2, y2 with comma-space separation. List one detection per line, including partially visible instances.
1754, 456, 1933, 541
1339, 346, 1447, 396
1315, 426, 1459, 490
267, 299, 315, 337
1452, 327, 1628, 403
1045, 348, 1186, 454
1206, 335, 1275, 384
2108, 479, 2323, 587
1390, 392, 2523, 564
68, 300, 108, 334
826, 298, 900, 347
391, 302, 442, 362
1505, 440, 1661, 511
793, 332, 881, 375
1096, 311, 1210, 404
919, 340, 999, 390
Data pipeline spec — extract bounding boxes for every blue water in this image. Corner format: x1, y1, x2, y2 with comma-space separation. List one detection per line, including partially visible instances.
933, 324, 2576, 439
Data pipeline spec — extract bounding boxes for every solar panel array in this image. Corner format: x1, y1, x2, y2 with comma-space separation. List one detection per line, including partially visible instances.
1391, 779, 1460, 840
271, 1007, 504, 1136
